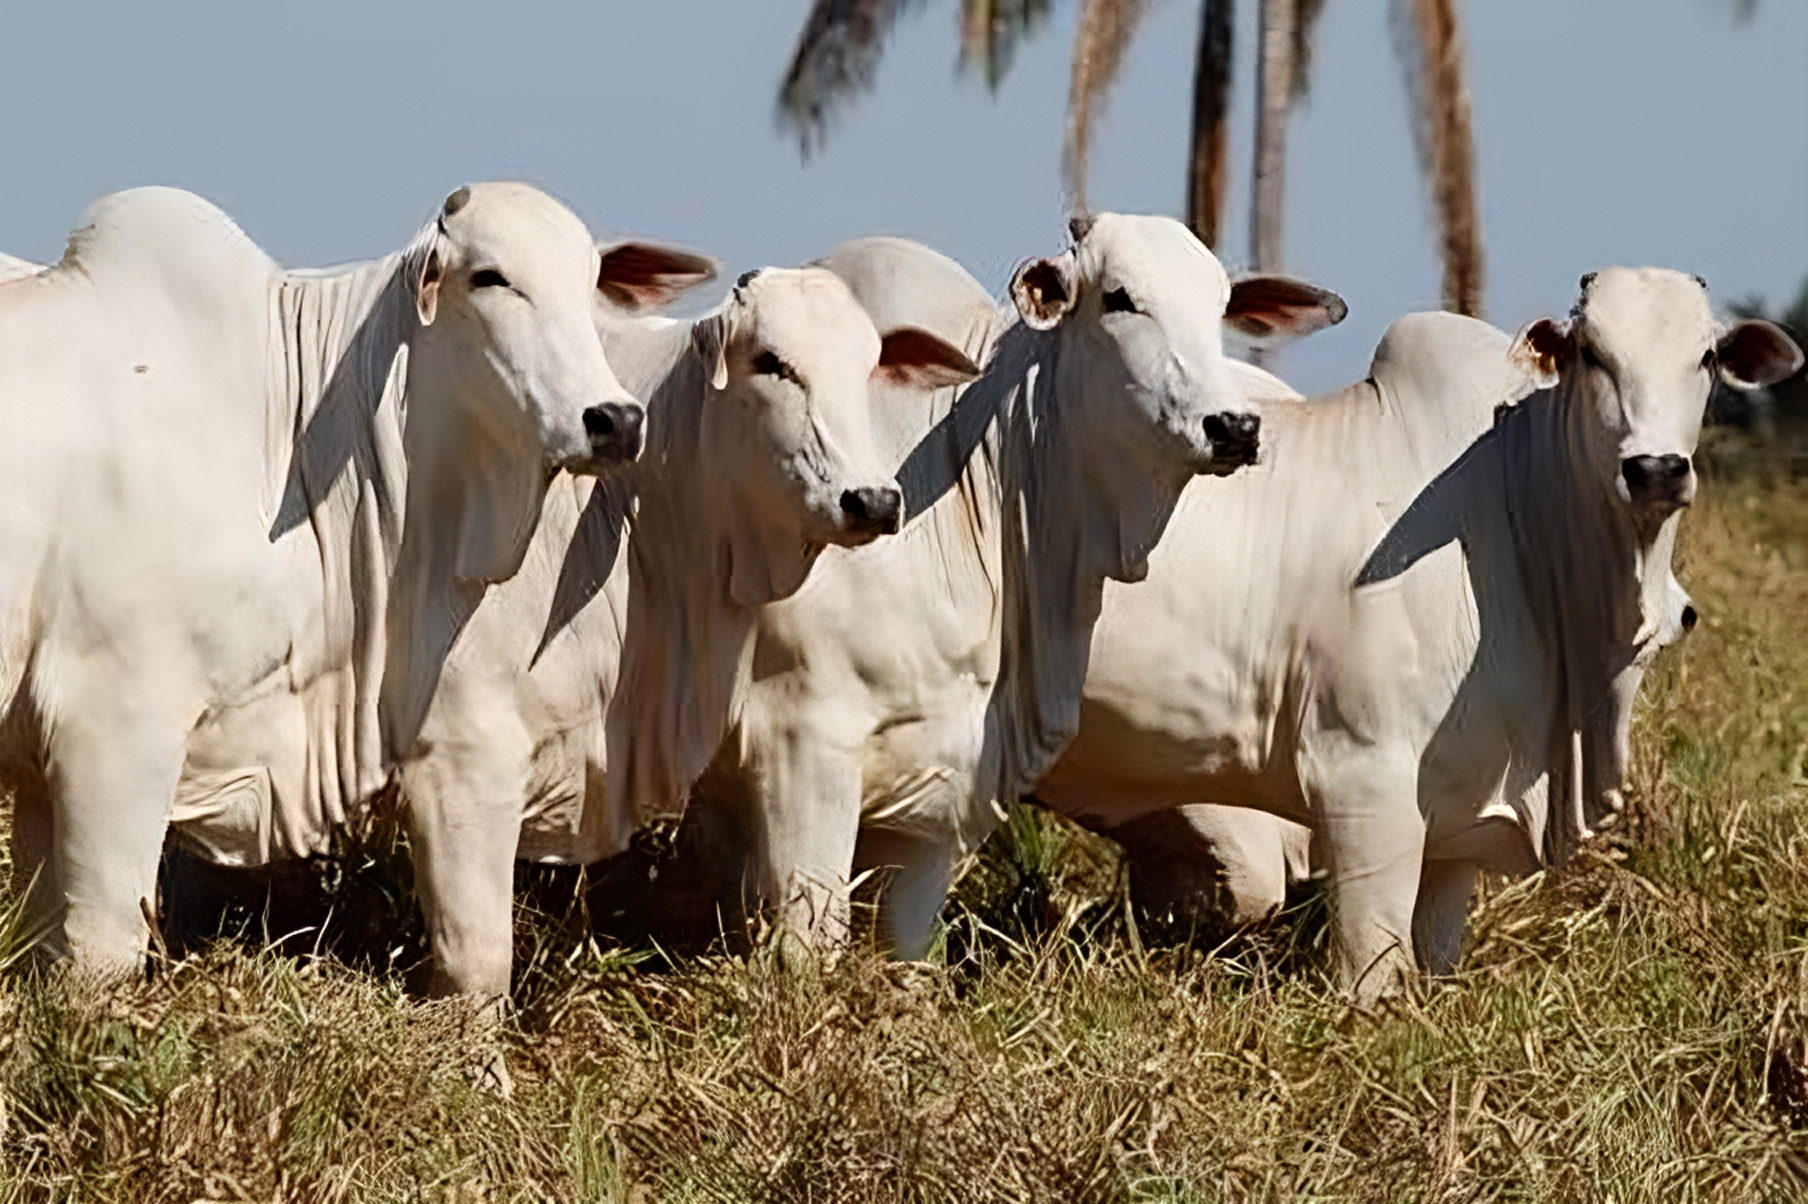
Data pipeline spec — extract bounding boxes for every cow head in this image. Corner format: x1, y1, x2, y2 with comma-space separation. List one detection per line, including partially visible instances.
1011, 214, 1343, 482
410, 182, 648, 476
1008, 214, 1342, 582
692, 267, 979, 605
1511, 269, 1801, 533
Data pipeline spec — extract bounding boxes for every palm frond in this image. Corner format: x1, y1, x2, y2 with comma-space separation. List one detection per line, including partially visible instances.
1063, 0, 1154, 219
1393, 0, 1485, 317
959, 0, 1054, 92
1290, 0, 1328, 101
777, 0, 922, 160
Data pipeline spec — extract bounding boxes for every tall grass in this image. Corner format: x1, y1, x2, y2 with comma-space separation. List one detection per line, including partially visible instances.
4, 444, 1808, 1202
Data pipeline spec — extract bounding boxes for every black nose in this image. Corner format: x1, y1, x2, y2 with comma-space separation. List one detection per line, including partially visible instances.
1681, 604, 1699, 633
583, 402, 644, 463
840, 485, 903, 537
1621, 454, 1691, 510
1201, 411, 1261, 469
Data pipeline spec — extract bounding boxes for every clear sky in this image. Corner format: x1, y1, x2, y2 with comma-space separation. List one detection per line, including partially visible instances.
1, 0, 1801, 393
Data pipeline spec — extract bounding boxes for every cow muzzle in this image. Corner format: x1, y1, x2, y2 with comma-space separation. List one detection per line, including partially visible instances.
1620, 454, 1694, 516
838, 484, 904, 541
583, 402, 645, 464
1200, 411, 1261, 475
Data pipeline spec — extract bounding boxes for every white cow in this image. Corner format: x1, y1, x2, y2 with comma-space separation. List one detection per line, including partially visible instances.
0, 253, 43, 285
400, 265, 982, 998
633, 216, 1347, 957
0, 183, 654, 975
1036, 273, 1803, 998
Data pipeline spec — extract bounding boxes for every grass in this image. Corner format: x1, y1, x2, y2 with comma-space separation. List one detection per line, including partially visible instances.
6, 437, 1808, 1201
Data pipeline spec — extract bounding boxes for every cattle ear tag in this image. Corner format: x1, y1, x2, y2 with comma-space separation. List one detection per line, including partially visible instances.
1509, 318, 1569, 389
1011, 254, 1076, 331
415, 243, 444, 327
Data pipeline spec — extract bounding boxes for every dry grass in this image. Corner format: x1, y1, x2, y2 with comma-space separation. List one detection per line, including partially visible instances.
6, 437, 1808, 1202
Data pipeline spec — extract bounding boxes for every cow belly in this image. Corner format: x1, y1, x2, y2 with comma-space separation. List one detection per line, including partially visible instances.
1036, 693, 1302, 827
169, 767, 275, 866
855, 682, 991, 847
179, 670, 362, 865
516, 730, 597, 864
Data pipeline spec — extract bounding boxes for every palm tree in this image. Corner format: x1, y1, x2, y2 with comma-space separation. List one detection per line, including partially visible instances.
1394, 0, 1483, 317
777, 0, 1485, 317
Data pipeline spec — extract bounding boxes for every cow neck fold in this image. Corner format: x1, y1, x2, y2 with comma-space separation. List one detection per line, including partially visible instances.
600, 320, 769, 846
263, 229, 513, 838
986, 323, 1182, 810
1492, 378, 1661, 863
263, 251, 414, 847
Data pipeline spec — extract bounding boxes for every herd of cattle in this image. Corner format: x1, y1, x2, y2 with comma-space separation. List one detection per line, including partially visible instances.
0, 182, 1801, 1010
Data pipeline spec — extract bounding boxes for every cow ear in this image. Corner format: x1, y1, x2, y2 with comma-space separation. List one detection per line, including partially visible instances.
415, 240, 445, 327
874, 326, 982, 390
1717, 318, 1803, 390
1509, 317, 1571, 389
1223, 275, 1347, 347
692, 314, 730, 391
1011, 253, 1077, 330
598, 241, 719, 311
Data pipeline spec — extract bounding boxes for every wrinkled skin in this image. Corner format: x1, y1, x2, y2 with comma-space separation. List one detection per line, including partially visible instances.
664, 217, 1346, 959
0, 183, 640, 976
1040, 273, 1801, 1001
402, 263, 981, 1001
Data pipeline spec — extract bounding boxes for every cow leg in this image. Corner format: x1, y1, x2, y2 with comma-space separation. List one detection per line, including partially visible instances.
9, 772, 63, 958
403, 757, 526, 1002
1115, 805, 1303, 934
859, 828, 960, 960
48, 681, 193, 978
743, 724, 862, 953
1412, 858, 1478, 976
1309, 746, 1425, 1005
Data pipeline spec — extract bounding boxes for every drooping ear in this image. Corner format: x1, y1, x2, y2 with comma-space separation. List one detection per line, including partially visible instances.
691, 313, 731, 391
1223, 275, 1348, 347
597, 241, 720, 311
1011, 253, 1077, 330
414, 237, 446, 327
874, 326, 982, 390
1509, 317, 1572, 389
1717, 318, 1804, 390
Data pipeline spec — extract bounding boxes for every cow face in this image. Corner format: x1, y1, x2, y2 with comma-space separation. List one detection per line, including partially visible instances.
412, 182, 647, 473
1011, 214, 1343, 482
695, 267, 978, 605
1514, 269, 1802, 530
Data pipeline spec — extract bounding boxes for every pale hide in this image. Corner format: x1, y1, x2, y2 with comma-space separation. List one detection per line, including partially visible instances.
1037, 274, 1804, 999
0, 183, 644, 974
659, 217, 1346, 957
400, 264, 981, 998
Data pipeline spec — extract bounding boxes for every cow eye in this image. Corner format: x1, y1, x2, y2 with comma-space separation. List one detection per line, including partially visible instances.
751, 350, 799, 384
1580, 345, 1606, 372
1699, 347, 1716, 372
1102, 287, 1139, 315
470, 269, 511, 290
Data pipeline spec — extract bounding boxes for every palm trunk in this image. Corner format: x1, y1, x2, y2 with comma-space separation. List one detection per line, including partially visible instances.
1064, 0, 1151, 217
1402, 0, 1485, 317
1250, 0, 1294, 273
1186, 0, 1235, 249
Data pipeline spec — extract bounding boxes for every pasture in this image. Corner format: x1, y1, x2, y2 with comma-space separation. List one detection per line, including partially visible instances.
3, 435, 1808, 1202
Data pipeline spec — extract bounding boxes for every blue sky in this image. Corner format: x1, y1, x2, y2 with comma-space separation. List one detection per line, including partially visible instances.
2, 0, 1800, 392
